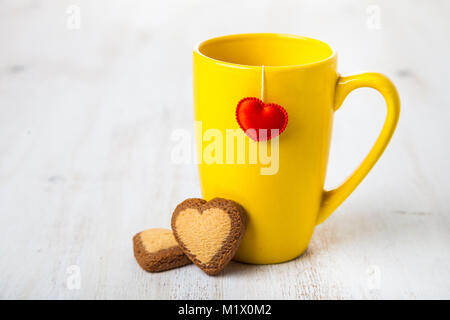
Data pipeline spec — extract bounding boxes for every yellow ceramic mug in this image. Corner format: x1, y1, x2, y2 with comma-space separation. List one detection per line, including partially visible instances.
193, 33, 400, 264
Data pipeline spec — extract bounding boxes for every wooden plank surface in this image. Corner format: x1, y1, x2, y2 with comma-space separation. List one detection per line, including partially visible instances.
0, 0, 449, 299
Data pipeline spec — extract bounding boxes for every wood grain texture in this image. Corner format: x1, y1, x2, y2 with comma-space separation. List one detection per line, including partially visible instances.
0, 0, 449, 299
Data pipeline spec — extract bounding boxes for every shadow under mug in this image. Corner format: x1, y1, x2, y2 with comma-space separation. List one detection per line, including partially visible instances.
193, 33, 400, 264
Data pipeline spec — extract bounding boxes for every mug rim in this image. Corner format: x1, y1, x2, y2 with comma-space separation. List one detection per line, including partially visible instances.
194, 33, 337, 69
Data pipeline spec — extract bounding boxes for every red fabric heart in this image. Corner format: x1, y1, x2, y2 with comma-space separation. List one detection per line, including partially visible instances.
236, 97, 288, 141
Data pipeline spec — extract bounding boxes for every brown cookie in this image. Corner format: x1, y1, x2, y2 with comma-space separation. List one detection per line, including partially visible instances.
171, 198, 247, 276
133, 228, 191, 272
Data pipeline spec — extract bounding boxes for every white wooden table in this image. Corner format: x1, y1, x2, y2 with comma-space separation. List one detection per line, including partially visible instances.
1, 0, 449, 299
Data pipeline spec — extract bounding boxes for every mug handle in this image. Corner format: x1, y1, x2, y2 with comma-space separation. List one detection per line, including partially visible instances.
316, 72, 400, 224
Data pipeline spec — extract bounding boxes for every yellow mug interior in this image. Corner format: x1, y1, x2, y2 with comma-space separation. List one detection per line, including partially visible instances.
197, 33, 335, 67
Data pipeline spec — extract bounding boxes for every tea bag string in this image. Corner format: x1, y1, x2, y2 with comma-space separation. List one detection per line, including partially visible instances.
261, 65, 265, 102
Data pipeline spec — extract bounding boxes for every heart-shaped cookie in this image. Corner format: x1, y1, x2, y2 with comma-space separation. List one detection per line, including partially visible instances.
236, 97, 288, 141
133, 228, 191, 272
171, 198, 247, 275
